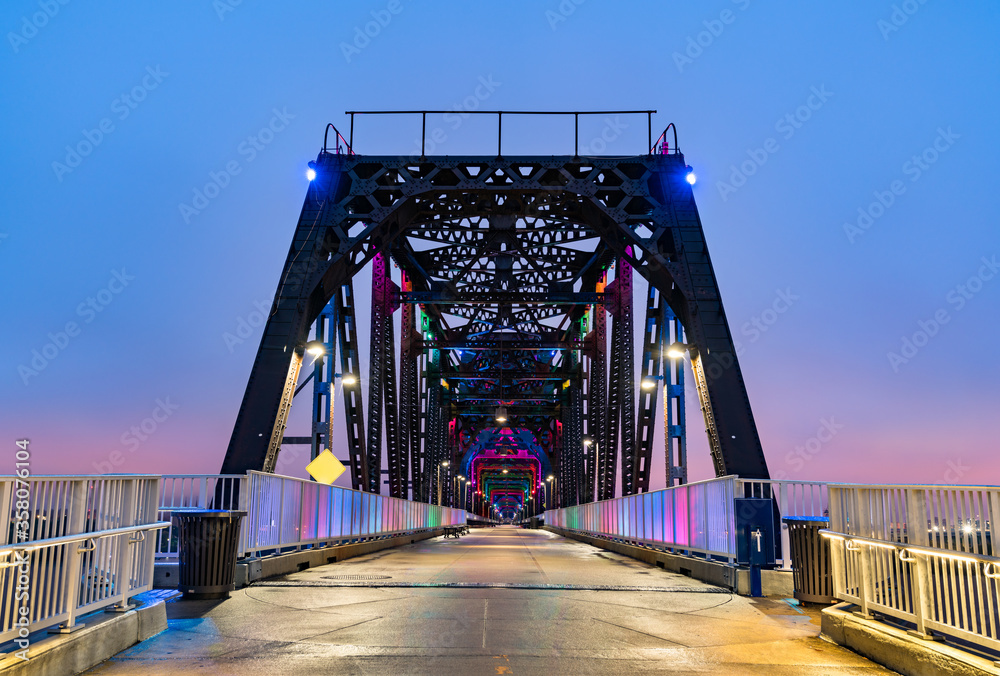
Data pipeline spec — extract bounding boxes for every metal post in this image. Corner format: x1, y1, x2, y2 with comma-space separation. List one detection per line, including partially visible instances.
349, 113, 354, 150
497, 112, 502, 157
574, 113, 579, 156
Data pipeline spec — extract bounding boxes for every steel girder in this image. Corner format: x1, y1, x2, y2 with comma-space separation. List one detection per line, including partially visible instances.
399, 271, 420, 501
632, 285, 665, 495
584, 274, 607, 503
367, 253, 403, 495
220, 152, 769, 486
336, 283, 368, 490
599, 256, 636, 500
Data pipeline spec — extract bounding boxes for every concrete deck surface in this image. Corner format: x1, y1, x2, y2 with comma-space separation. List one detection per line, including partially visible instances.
84, 526, 896, 675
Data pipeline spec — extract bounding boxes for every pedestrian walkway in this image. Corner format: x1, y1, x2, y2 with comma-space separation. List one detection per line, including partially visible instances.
85, 527, 895, 675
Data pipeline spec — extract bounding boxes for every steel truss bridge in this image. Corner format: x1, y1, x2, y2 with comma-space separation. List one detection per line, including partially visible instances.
220, 110, 771, 518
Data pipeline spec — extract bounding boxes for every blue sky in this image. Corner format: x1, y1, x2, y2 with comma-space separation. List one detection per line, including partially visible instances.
1, 1, 997, 488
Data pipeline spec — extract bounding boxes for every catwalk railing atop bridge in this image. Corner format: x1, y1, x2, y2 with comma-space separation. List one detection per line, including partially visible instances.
157, 471, 467, 559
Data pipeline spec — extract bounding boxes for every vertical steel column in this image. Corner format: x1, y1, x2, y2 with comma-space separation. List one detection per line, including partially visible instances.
631, 285, 662, 494
617, 257, 635, 495
585, 274, 607, 503
337, 282, 368, 490
600, 257, 634, 500
311, 301, 338, 461
665, 305, 688, 485
562, 318, 584, 506
399, 271, 419, 501
382, 259, 402, 498
423, 320, 444, 503
366, 254, 388, 494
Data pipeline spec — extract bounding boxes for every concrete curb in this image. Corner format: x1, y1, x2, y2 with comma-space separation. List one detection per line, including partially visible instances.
0, 598, 167, 676
155, 527, 447, 590
543, 525, 794, 597
821, 603, 1000, 676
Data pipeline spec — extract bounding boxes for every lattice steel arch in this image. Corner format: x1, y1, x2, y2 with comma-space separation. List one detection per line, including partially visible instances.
220, 149, 771, 484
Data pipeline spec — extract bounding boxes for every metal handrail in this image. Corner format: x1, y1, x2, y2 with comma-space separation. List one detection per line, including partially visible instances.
323, 123, 355, 155
0, 522, 170, 555
340, 109, 660, 157
650, 123, 679, 154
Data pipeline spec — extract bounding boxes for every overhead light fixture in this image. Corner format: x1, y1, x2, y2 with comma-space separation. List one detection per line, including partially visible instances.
666, 342, 688, 360
582, 438, 593, 447
306, 167, 317, 181
495, 405, 508, 423
502, 469, 509, 474
305, 340, 326, 357
641, 378, 656, 390
685, 166, 696, 185
342, 374, 357, 386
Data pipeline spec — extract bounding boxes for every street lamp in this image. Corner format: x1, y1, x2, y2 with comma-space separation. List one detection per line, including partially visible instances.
666, 342, 689, 360
454, 475, 466, 509
437, 460, 450, 506
641, 374, 664, 390
305, 340, 326, 357
342, 374, 358, 386
546, 475, 556, 509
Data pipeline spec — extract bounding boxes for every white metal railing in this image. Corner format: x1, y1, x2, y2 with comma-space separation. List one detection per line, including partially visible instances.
544, 477, 830, 564
156, 475, 247, 558
240, 471, 467, 557
0, 475, 165, 643
824, 484, 1000, 654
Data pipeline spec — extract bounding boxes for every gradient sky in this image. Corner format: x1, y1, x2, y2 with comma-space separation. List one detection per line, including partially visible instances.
1, 1, 997, 490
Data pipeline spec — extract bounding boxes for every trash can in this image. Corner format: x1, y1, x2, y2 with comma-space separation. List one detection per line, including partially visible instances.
174, 510, 246, 599
782, 516, 836, 604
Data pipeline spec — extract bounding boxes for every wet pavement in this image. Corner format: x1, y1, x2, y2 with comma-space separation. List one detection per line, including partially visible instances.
84, 526, 895, 675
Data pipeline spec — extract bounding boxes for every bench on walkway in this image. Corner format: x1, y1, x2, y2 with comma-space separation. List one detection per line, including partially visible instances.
443, 525, 470, 538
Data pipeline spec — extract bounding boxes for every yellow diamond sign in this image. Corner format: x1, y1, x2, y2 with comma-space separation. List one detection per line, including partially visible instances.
306, 449, 346, 485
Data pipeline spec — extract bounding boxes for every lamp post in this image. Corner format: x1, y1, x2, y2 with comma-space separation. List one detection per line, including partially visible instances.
454, 475, 465, 509
546, 475, 556, 509
437, 460, 449, 506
